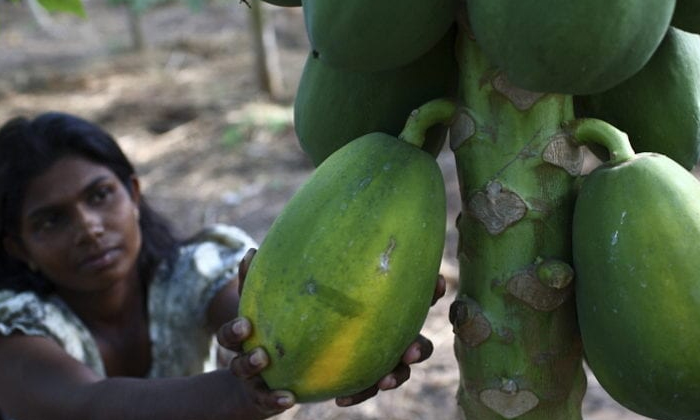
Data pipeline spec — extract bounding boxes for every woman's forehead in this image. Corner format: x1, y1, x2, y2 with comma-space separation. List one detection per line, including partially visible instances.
21, 156, 117, 213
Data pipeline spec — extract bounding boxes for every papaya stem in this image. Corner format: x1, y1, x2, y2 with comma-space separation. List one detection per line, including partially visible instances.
452, 26, 585, 420
399, 98, 459, 148
568, 118, 635, 164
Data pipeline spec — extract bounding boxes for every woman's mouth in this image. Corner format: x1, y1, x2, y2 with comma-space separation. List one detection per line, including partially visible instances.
79, 247, 121, 271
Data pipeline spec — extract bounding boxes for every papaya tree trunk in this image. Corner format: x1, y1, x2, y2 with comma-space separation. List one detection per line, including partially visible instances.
449, 21, 587, 419
125, 5, 145, 52
249, 0, 285, 100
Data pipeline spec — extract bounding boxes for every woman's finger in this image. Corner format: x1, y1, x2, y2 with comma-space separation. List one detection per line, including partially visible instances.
431, 274, 447, 306
238, 248, 257, 295
216, 317, 252, 351
377, 362, 411, 391
229, 347, 269, 379
335, 384, 379, 407
402, 334, 434, 365
253, 383, 296, 415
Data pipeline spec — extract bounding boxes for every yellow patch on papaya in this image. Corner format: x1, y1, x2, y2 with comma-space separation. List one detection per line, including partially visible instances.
296, 313, 367, 393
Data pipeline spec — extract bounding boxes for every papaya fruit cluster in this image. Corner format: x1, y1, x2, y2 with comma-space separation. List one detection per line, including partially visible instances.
291, 0, 459, 166
244, 0, 700, 418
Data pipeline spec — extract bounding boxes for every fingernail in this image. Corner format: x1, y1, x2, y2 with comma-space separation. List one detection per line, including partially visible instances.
249, 348, 266, 367
404, 343, 421, 364
232, 319, 249, 336
378, 375, 396, 390
277, 395, 294, 407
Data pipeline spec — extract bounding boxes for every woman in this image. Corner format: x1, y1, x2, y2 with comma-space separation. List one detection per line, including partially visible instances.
0, 112, 443, 419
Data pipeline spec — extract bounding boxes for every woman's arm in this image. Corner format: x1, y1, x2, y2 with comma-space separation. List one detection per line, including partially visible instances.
0, 334, 291, 420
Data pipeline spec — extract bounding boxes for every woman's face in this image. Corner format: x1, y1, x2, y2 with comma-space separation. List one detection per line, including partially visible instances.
7, 156, 143, 294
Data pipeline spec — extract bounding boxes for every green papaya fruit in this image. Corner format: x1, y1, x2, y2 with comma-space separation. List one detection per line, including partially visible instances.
467, 0, 675, 94
238, 133, 446, 402
575, 27, 700, 170
573, 152, 700, 420
672, 0, 700, 33
294, 28, 458, 166
302, 0, 455, 72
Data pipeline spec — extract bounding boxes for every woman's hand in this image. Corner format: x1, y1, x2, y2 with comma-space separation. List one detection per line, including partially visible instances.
217, 317, 296, 417
335, 274, 447, 407
218, 249, 295, 418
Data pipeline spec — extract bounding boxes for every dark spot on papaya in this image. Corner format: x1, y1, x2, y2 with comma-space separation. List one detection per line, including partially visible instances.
303, 278, 318, 295
379, 237, 396, 273
312, 49, 320, 59
301, 277, 362, 318
275, 342, 285, 358
356, 176, 372, 192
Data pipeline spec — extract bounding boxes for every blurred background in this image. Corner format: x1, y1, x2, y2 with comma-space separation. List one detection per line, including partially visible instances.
0, 1, 653, 418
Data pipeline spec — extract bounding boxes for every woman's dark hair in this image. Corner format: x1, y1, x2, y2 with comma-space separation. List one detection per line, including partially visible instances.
0, 112, 179, 294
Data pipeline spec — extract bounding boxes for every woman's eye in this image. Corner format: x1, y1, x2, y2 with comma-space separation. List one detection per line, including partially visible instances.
32, 212, 64, 233
89, 185, 114, 204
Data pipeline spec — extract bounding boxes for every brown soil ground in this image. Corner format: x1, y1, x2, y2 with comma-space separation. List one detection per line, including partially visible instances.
0, 2, 654, 419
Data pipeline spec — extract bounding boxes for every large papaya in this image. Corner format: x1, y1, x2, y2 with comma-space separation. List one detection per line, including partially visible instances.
238, 132, 446, 402
294, 28, 458, 166
302, 0, 455, 72
572, 126, 700, 419
467, 0, 675, 94
575, 27, 700, 170
672, 0, 700, 34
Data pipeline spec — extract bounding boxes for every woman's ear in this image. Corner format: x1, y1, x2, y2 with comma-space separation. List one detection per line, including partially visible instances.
3, 235, 29, 264
129, 175, 141, 206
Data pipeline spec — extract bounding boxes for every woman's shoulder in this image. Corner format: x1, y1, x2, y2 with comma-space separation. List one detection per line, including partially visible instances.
0, 289, 53, 337
148, 224, 257, 326
145, 224, 258, 374
172, 224, 258, 281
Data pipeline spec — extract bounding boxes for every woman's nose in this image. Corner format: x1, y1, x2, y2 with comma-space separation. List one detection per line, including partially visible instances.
74, 206, 105, 244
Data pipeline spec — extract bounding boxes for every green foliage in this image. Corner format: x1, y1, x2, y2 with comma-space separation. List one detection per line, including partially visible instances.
28, 0, 208, 16
107, 0, 206, 13
36, 0, 86, 16
221, 108, 293, 149
221, 124, 247, 149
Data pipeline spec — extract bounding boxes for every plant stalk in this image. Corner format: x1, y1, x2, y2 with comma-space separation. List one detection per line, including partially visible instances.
567, 118, 635, 164
399, 98, 459, 148
450, 24, 586, 420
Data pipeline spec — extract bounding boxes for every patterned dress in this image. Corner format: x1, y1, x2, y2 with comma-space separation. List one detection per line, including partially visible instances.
0, 224, 257, 379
